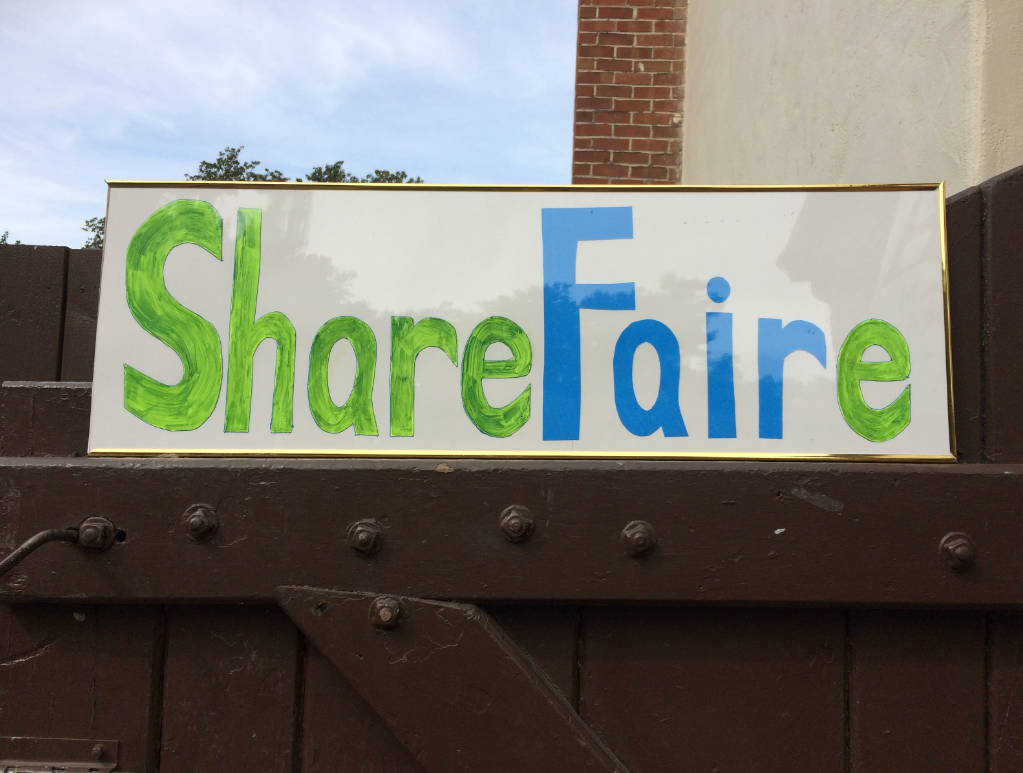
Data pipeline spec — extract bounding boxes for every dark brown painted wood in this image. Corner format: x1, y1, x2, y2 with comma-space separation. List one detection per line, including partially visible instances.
580, 608, 845, 773
0, 245, 68, 382
946, 185, 985, 462
988, 614, 1023, 773
279, 587, 628, 773
982, 164, 1023, 462
0, 459, 1020, 605
0, 382, 91, 457
0, 603, 162, 773
60, 249, 103, 382
302, 643, 424, 773
0, 736, 120, 769
490, 606, 580, 704
849, 610, 986, 773
159, 606, 299, 773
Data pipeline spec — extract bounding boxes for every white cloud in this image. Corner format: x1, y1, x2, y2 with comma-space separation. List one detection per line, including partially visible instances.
0, 0, 577, 246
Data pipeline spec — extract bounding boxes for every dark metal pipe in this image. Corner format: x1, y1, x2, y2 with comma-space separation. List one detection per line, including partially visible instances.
0, 528, 78, 579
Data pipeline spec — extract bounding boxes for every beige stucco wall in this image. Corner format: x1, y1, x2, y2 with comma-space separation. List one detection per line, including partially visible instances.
680, 0, 1023, 193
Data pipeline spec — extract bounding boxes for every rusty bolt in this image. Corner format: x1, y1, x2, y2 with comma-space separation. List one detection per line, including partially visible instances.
347, 519, 383, 556
91, 744, 106, 761
940, 532, 976, 570
499, 506, 534, 543
184, 504, 218, 542
76, 516, 116, 551
369, 595, 404, 630
621, 520, 657, 558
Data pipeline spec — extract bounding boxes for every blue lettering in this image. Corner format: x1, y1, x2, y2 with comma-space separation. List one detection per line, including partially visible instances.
706, 277, 735, 438
707, 313, 736, 438
541, 207, 635, 441
758, 318, 826, 439
613, 319, 688, 437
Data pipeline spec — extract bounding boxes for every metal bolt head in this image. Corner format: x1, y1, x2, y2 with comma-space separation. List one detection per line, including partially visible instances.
940, 531, 976, 570
91, 744, 106, 761
499, 506, 534, 543
184, 504, 218, 542
347, 519, 383, 556
621, 520, 657, 558
79, 525, 101, 547
76, 516, 116, 551
369, 595, 404, 630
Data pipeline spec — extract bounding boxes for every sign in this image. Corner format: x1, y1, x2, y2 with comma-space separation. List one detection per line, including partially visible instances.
89, 183, 953, 460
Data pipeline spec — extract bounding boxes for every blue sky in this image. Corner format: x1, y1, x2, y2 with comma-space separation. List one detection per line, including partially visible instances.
0, 1, 578, 247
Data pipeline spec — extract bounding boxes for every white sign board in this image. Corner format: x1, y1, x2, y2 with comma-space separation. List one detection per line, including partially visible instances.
89, 183, 954, 460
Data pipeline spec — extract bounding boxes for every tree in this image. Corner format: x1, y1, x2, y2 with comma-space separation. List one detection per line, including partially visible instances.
186, 146, 423, 184
186, 146, 289, 182
303, 162, 423, 183
0, 231, 21, 245
79, 149, 423, 251
359, 169, 423, 183
83, 217, 105, 249
303, 161, 359, 183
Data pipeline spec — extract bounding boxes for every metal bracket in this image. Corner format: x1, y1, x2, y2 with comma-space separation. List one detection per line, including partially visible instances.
278, 586, 629, 773
0, 517, 121, 580
0, 737, 119, 772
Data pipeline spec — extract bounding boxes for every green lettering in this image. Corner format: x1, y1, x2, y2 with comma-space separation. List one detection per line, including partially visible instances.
308, 316, 379, 435
124, 199, 223, 431
225, 208, 296, 433
461, 316, 531, 437
390, 317, 457, 437
837, 319, 911, 442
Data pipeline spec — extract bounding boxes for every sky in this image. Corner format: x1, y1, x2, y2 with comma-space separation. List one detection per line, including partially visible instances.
0, 1, 578, 248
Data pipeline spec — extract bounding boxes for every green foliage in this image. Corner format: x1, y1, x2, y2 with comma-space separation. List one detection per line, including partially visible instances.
188, 147, 422, 184
0, 231, 21, 245
186, 146, 289, 182
303, 161, 422, 183
359, 169, 423, 184
83, 217, 105, 249
81, 149, 418, 258
304, 161, 360, 183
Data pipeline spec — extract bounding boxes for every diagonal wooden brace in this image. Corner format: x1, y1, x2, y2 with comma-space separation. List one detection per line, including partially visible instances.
277, 586, 629, 773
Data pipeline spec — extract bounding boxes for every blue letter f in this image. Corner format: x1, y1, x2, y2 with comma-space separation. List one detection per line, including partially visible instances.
541, 207, 635, 441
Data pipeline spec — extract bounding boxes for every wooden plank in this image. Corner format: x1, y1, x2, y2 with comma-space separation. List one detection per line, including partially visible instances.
989, 614, 1023, 773
945, 185, 985, 462
300, 607, 578, 772
849, 610, 985, 773
0, 245, 68, 382
0, 382, 91, 456
0, 603, 163, 773
279, 587, 627, 773
579, 607, 845, 773
60, 248, 103, 382
982, 164, 1023, 462
302, 643, 424, 773
0, 459, 1021, 606
490, 606, 579, 704
159, 605, 299, 773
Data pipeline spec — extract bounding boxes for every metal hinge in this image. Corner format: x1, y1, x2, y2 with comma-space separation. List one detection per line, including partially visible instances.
0, 738, 119, 773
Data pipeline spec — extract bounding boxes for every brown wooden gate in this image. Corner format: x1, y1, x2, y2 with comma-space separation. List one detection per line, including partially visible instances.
1, 166, 1022, 772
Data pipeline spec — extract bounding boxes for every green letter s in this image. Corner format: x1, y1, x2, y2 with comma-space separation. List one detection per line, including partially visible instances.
461, 316, 531, 437
124, 200, 223, 431
308, 316, 379, 435
837, 319, 911, 442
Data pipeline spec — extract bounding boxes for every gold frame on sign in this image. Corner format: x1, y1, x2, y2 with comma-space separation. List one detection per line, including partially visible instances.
91, 181, 955, 462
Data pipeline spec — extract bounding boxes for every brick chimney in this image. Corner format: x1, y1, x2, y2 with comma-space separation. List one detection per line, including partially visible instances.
572, 0, 687, 184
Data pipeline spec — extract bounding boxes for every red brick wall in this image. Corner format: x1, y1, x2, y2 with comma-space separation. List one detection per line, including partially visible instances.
572, 0, 687, 185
